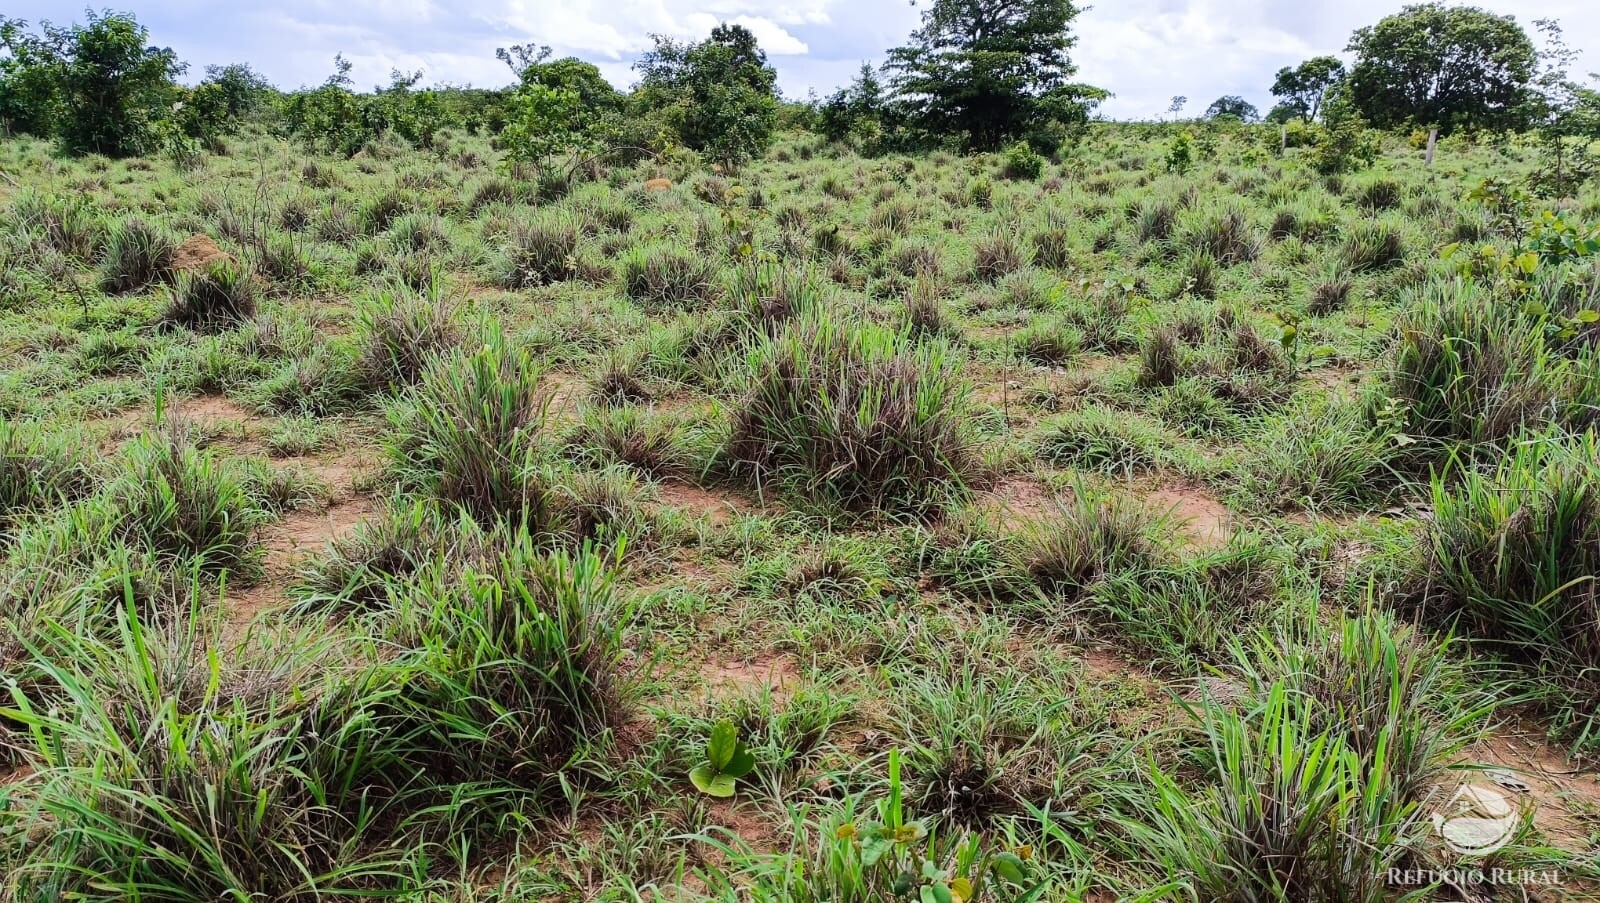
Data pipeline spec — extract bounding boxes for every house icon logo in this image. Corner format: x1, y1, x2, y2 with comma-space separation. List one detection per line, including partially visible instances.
1432, 783, 1521, 855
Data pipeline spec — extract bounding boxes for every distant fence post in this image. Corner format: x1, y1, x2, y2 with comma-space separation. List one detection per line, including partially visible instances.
1281, 125, 1287, 155
1424, 127, 1438, 168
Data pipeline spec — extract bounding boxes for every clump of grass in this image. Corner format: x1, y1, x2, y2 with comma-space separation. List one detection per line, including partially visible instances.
564, 407, 693, 479
1135, 199, 1176, 243
386, 332, 554, 526
356, 283, 462, 390
0, 421, 96, 540
359, 188, 413, 234
12, 190, 103, 260
1182, 207, 1260, 266
972, 231, 1029, 282
623, 244, 717, 308
1011, 318, 1081, 365
727, 261, 823, 336
99, 217, 175, 293
1420, 434, 1600, 746
1308, 273, 1353, 315
726, 315, 977, 514
1123, 608, 1486, 901
1036, 406, 1174, 476
1353, 177, 1402, 211
1338, 222, 1405, 272
1093, 544, 1282, 667
5, 612, 397, 900
1149, 377, 1243, 439
1015, 480, 1163, 602
1235, 397, 1396, 512
354, 539, 631, 800
105, 428, 264, 578
160, 261, 258, 332
1177, 250, 1219, 299
1031, 226, 1073, 269
590, 353, 653, 407
496, 215, 581, 288
904, 276, 958, 340
294, 501, 476, 617
1383, 280, 1563, 457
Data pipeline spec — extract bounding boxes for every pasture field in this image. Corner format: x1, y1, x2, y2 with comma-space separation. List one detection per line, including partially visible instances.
0, 125, 1599, 900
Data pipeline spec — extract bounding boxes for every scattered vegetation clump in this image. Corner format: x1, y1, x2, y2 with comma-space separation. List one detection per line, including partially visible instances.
726, 315, 977, 513
160, 261, 258, 332
1420, 435, 1600, 745
1, 16, 1598, 891
386, 332, 553, 526
623, 245, 718, 308
99, 217, 175, 293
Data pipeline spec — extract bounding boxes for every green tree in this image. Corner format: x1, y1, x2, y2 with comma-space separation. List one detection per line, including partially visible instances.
1269, 55, 1346, 121
499, 43, 621, 113
0, 16, 63, 136
53, 10, 184, 156
819, 63, 887, 145
884, 0, 1093, 151
0, 11, 184, 156
1346, 3, 1536, 134
634, 23, 779, 166
1203, 95, 1259, 122
201, 63, 272, 119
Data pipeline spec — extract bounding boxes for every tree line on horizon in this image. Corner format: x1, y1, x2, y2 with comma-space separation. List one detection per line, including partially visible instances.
2, 3, 1598, 183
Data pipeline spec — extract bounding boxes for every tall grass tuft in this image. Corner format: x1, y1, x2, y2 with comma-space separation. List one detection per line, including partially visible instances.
1421, 434, 1600, 745
386, 332, 554, 527
623, 244, 717, 307
1383, 280, 1564, 457
99, 216, 175, 293
105, 429, 264, 578
726, 315, 977, 514
356, 282, 462, 390
0, 421, 96, 540
160, 261, 259, 332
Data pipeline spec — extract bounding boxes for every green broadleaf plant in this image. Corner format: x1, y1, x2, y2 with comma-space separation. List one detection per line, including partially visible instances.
689, 719, 757, 797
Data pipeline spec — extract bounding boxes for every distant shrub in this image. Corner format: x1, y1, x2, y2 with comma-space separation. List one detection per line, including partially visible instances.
1001, 141, 1045, 180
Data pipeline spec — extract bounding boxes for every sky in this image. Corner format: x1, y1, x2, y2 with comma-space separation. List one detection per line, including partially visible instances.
6, 1, 1599, 120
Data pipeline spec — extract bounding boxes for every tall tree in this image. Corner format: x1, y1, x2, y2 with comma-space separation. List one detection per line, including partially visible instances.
1204, 95, 1259, 122
1345, 3, 1536, 134
0, 11, 183, 155
885, 0, 1091, 151
634, 24, 779, 165
1270, 55, 1346, 121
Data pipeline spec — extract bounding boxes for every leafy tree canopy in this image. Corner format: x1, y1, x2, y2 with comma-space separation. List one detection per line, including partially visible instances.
1204, 95, 1259, 122
1346, 3, 1536, 134
885, 0, 1097, 151
634, 23, 779, 165
0, 10, 184, 156
1270, 55, 1346, 121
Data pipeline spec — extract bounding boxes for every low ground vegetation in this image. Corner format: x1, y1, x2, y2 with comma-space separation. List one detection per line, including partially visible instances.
0, 117, 1598, 901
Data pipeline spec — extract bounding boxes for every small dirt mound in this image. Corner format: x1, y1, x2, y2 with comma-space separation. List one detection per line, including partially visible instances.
172, 235, 233, 274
